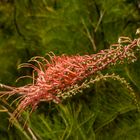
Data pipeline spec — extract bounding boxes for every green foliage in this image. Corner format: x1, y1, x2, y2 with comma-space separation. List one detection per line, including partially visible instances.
12, 78, 139, 140
125, 58, 140, 91
0, 0, 140, 140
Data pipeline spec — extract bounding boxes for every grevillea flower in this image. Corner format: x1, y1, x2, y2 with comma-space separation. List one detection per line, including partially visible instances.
0, 36, 140, 120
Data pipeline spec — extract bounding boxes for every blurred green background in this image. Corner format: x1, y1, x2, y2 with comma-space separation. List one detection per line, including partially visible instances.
0, 0, 140, 139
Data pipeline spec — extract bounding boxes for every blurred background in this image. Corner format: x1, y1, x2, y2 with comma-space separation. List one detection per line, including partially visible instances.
0, 0, 140, 139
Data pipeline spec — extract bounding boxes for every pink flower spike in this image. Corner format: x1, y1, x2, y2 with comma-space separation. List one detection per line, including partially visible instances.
0, 35, 139, 122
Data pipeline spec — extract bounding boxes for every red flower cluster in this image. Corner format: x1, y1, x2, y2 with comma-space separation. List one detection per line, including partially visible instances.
0, 36, 139, 119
